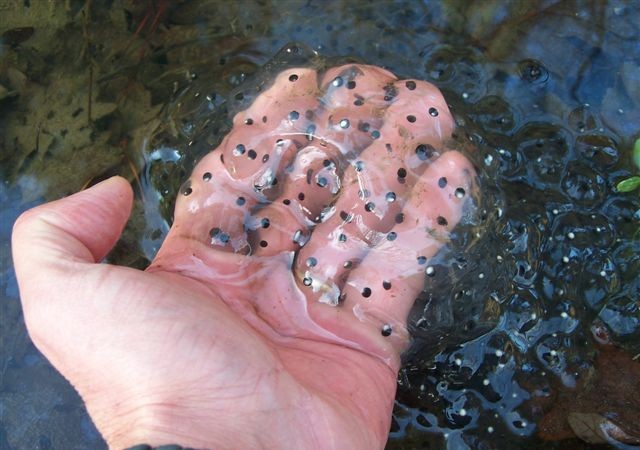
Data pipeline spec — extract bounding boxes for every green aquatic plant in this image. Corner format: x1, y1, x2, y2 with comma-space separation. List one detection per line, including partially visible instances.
616, 138, 640, 193
616, 138, 640, 239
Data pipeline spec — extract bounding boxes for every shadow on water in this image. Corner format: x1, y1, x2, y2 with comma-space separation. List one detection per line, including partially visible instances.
1, 1, 639, 449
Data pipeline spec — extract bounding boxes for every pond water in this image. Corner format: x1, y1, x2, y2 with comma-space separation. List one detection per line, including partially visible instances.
1, 1, 639, 449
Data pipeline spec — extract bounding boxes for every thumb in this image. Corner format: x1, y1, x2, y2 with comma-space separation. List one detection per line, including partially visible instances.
12, 176, 133, 271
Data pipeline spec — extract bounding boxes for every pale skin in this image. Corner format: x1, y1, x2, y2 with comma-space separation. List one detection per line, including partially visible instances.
12, 65, 475, 449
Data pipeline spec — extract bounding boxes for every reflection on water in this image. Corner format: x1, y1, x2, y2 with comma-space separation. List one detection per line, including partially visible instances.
1, 1, 639, 449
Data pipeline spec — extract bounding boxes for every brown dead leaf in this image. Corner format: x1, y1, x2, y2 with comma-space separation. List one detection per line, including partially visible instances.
538, 345, 640, 445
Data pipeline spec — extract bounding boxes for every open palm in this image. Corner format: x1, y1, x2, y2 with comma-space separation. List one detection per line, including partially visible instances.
12, 65, 475, 449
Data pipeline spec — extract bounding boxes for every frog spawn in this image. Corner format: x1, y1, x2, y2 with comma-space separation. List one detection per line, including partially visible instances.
158, 64, 475, 362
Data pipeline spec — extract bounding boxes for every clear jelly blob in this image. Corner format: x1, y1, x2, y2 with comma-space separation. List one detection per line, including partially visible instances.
149, 61, 478, 370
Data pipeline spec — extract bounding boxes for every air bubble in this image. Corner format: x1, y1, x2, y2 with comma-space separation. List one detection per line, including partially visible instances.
306, 257, 317, 267
484, 154, 494, 165
426, 266, 435, 276
429, 107, 439, 117
293, 229, 307, 246
210, 227, 230, 245
234, 144, 246, 156
362, 287, 372, 297
405, 80, 416, 90
381, 324, 392, 336
339, 119, 350, 129
332, 76, 343, 87
289, 74, 298, 82
455, 188, 465, 198
306, 124, 317, 141
203, 172, 212, 181
386, 192, 396, 202
387, 232, 397, 241
416, 144, 435, 161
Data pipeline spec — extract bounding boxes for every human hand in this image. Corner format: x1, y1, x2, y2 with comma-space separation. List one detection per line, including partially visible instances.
12, 65, 475, 450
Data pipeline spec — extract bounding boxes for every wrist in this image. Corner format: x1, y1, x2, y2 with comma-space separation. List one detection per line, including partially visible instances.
85, 392, 226, 450
85, 380, 287, 450
124, 445, 204, 450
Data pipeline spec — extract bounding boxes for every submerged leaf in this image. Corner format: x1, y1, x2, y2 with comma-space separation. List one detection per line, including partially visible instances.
538, 345, 640, 443
616, 176, 640, 193
567, 413, 609, 444
4, 74, 121, 200
568, 412, 640, 446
